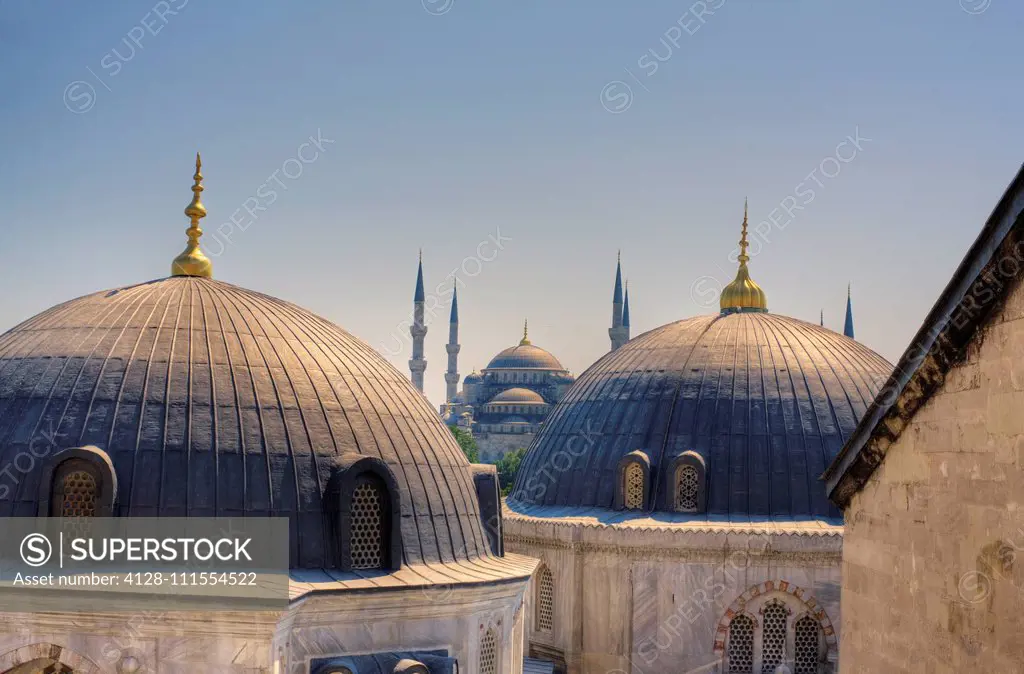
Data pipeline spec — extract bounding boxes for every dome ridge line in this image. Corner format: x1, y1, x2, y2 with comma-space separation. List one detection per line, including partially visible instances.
95, 279, 181, 452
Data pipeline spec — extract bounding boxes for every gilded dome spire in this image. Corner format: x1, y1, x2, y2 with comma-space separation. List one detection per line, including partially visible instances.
171, 153, 213, 278
720, 198, 768, 314
520, 319, 531, 346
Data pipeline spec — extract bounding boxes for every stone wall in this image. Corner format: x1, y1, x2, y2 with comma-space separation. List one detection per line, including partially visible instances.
839, 278, 1024, 672
506, 517, 842, 674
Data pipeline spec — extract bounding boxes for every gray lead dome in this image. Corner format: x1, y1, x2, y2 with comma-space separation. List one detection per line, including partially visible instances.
510, 312, 894, 520
0, 276, 490, 567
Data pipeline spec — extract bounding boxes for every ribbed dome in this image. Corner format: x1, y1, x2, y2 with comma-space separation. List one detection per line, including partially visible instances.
485, 344, 565, 371
510, 312, 893, 520
0, 276, 490, 566
490, 388, 546, 404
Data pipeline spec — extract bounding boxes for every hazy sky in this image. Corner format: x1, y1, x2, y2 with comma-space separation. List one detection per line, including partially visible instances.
1, 0, 1021, 406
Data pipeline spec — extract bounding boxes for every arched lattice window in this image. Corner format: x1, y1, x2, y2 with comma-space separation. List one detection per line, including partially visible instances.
480, 627, 498, 674
674, 464, 699, 512
350, 474, 388, 570
623, 462, 644, 510
794, 614, 822, 674
52, 460, 99, 518
728, 614, 754, 673
761, 602, 788, 674
536, 565, 554, 632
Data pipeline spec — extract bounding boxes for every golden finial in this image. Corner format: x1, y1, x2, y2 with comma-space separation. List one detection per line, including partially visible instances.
720, 198, 768, 313
171, 153, 213, 278
520, 319, 531, 346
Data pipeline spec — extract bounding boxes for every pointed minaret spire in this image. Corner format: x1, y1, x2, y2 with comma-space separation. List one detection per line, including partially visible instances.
414, 249, 425, 302
445, 279, 460, 404
609, 252, 628, 351
844, 283, 855, 339
820, 309, 824, 327
622, 280, 631, 331
409, 252, 428, 392
171, 153, 213, 278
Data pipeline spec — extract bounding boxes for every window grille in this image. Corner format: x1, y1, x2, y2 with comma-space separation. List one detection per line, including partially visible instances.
794, 615, 821, 674
350, 476, 385, 570
624, 462, 644, 509
537, 565, 555, 632
480, 627, 498, 674
675, 464, 699, 512
60, 468, 98, 518
761, 602, 788, 674
728, 614, 754, 673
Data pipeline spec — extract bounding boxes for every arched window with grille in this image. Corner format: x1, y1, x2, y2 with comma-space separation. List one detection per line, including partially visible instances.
349, 474, 389, 570
536, 564, 555, 633
793, 614, 823, 674
760, 601, 789, 674
674, 464, 699, 512
623, 462, 644, 510
51, 459, 100, 518
39, 447, 117, 518
727, 614, 754, 673
480, 627, 498, 674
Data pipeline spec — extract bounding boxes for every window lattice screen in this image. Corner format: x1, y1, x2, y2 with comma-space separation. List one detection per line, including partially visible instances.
480, 627, 498, 674
60, 470, 98, 518
537, 566, 555, 632
794, 615, 821, 674
761, 602, 788, 674
728, 614, 754, 673
350, 477, 385, 570
674, 464, 699, 512
624, 462, 644, 509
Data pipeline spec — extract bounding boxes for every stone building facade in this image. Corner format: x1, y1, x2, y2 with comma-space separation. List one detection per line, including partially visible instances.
825, 164, 1024, 672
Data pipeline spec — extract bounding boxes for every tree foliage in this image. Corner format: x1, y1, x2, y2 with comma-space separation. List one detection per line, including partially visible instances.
449, 426, 479, 463
495, 447, 528, 495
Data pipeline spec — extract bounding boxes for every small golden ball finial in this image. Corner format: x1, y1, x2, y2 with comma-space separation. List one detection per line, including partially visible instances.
720, 198, 768, 314
171, 153, 213, 278
520, 319, 531, 346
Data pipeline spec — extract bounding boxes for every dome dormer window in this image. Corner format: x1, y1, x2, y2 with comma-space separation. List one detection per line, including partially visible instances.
326, 455, 403, 572
615, 450, 651, 511
663, 451, 707, 514
39, 446, 117, 518
349, 475, 388, 570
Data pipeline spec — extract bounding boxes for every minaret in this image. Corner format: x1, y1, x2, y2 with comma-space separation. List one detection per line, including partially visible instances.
409, 251, 427, 393
444, 279, 460, 403
609, 252, 628, 351
844, 283, 855, 339
622, 280, 631, 342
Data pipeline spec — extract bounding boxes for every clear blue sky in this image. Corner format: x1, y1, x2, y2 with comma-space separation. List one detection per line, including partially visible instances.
1, 0, 1021, 406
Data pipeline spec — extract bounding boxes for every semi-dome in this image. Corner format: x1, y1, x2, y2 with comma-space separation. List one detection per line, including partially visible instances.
490, 388, 546, 404
0, 276, 491, 566
510, 312, 893, 520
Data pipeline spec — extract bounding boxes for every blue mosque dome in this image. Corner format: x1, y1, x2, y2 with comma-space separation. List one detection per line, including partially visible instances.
485, 344, 565, 371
